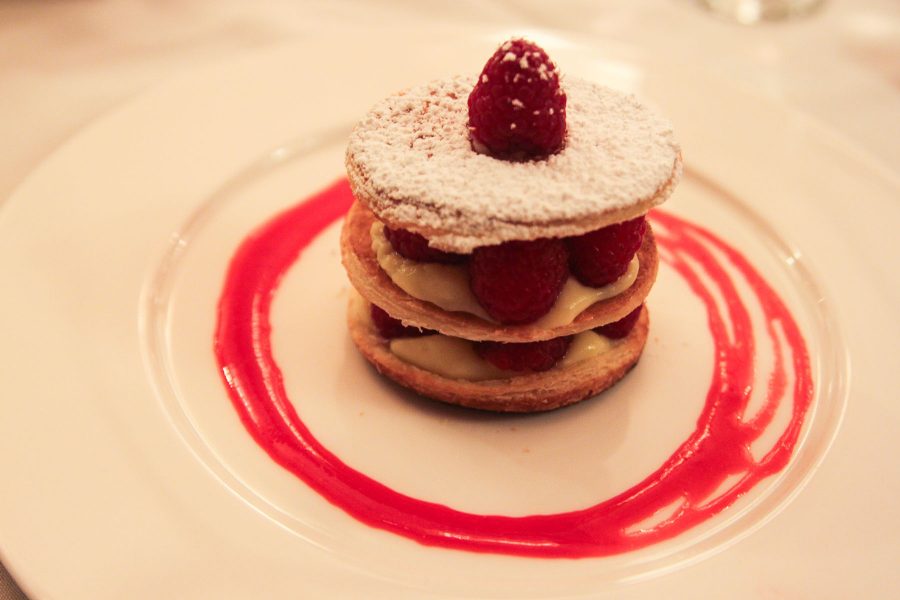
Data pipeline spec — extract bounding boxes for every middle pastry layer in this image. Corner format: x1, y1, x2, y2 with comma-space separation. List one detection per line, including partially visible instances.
340, 201, 658, 343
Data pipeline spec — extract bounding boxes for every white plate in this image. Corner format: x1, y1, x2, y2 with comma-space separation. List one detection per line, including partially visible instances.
1, 30, 898, 599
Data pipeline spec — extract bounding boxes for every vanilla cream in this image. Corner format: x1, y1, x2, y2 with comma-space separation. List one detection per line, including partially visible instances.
354, 290, 618, 382
533, 259, 638, 329
557, 331, 616, 368
389, 330, 616, 382
371, 223, 491, 319
371, 222, 638, 327
389, 336, 510, 381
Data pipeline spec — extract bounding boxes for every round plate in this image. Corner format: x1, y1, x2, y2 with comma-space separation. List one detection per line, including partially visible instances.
1, 29, 897, 599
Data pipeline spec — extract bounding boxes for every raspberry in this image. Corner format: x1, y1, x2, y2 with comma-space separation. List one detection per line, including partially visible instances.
370, 305, 434, 339
468, 38, 567, 160
383, 226, 465, 264
568, 217, 646, 287
476, 336, 573, 372
595, 305, 643, 339
470, 238, 568, 324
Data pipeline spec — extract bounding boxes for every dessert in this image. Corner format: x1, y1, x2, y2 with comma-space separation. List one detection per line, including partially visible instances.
340, 38, 681, 412
212, 38, 813, 559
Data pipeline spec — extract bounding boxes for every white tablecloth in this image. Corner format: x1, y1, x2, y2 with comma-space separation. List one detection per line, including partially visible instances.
1, 1, 897, 597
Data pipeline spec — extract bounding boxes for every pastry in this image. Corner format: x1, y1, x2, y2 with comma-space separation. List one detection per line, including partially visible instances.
340, 38, 680, 411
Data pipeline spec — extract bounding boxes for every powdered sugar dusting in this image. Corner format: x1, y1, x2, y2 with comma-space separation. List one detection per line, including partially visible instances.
347, 76, 681, 252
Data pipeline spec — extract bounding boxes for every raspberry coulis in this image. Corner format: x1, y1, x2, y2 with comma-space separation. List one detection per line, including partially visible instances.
214, 179, 813, 558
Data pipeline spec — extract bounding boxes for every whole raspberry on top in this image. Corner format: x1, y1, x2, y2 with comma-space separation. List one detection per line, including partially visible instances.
383, 226, 465, 264
470, 238, 569, 324
476, 336, 573, 372
468, 38, 567, 160
568, 217, 646, 287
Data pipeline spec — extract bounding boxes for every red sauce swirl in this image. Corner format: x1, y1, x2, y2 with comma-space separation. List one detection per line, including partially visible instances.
214, 179, 812, 558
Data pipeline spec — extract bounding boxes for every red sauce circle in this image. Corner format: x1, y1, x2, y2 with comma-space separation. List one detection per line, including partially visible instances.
214, 179, 812, 558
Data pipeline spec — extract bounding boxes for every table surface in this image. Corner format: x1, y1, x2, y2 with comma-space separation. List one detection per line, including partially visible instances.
1, 1, 897, 598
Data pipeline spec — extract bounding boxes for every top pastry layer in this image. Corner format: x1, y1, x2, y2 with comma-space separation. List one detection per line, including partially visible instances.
346, 75, 681, 253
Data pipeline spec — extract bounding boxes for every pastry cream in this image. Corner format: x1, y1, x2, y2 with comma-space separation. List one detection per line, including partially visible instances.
389, 336, 510, 381
390, 330, 616, 382
371, 223, 491, 319
533, 259, 638, 329
353, 292, 617, 382
371, 222, 638, 326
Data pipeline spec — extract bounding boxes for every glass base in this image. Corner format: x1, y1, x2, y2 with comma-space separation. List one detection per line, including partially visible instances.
698, 0, 825, 24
